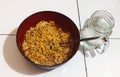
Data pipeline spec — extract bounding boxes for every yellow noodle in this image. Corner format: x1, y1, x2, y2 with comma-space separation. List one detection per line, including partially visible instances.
22, 21, 73, 66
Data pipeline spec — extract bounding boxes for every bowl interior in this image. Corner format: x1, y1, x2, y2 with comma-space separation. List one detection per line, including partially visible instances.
16, 11, 80, 68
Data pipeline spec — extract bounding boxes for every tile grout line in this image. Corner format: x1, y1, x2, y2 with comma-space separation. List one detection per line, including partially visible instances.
109, 38, 120, 40
83, 46, 89, 77
0, 34, 16, 36
76, 0, 88, 77
76, 0, 82, 30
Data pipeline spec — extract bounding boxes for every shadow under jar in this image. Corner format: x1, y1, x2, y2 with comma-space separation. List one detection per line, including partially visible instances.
16, 11, 80, 70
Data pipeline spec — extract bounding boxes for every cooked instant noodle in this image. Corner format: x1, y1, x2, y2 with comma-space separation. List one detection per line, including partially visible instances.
22, 21, 73, 66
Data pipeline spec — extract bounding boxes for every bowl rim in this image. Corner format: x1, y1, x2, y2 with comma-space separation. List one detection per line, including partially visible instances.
16, 10, 80, 69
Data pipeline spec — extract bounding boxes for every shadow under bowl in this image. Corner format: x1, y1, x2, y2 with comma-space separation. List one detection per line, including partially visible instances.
16, 11, 80, 70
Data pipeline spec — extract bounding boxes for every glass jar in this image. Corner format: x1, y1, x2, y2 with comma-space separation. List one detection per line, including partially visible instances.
80, 10, 115, 57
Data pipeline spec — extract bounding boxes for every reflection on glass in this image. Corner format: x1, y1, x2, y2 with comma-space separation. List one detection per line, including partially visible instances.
80, 10, 115, 57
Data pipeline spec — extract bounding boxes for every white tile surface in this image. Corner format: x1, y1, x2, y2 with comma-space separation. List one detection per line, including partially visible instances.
78, 0, 120, 77
0, 0, 80, 34
0, 0, 86, 76
0, 35, 86, 77
1, 0, 120, 77
85, 39, 120, 77
78, 0, 120, 38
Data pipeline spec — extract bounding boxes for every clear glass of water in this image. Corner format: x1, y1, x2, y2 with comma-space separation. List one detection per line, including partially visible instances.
80, 10, 115, 57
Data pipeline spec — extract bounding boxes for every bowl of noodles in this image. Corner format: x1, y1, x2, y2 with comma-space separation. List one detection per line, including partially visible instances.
16, 11, 80, 69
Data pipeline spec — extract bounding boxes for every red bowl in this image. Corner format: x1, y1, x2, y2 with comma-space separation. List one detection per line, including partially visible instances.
16, 11, 80, 69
